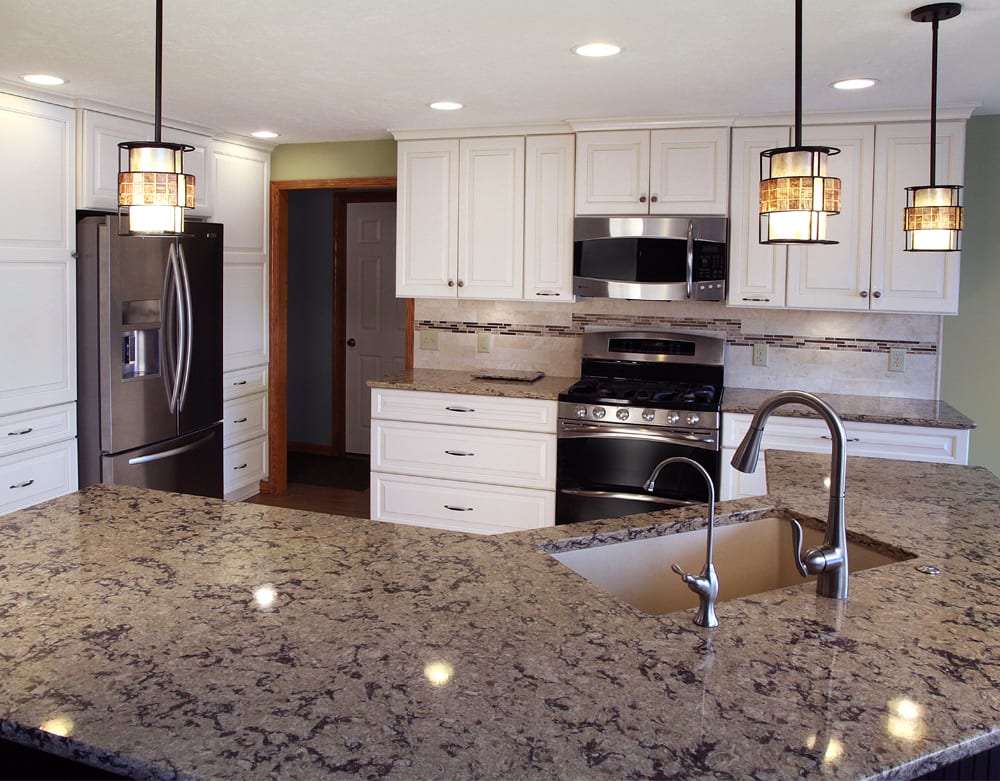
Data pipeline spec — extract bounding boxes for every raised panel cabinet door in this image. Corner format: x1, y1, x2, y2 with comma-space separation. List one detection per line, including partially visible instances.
222, 257, 269, 372
212, 142, 270, 255
870, 120, 964, 314
648, 127, 729, 215
574, 130, 650, 215
458, 136, 525, 300
0, 94, 75, 260
162, 127, 213, 216
78, 110, 152, 212
786, 124, 876, 311
524, 134, 575, 301
396, 139, 459, 297
727, 126, 791, 308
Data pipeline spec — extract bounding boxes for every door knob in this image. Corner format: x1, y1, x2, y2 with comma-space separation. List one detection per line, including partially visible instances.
347, 338, 357, 347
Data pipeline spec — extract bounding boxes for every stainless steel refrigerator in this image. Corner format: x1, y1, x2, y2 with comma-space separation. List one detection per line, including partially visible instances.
76, 215, 224, 498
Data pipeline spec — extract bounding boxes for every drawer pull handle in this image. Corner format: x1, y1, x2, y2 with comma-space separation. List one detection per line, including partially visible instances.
535, 291, 561, 297
10, 479, 35, 490
234, 463, 248, 470
820, 435, 860, 442
232, 380, 247, 386
234, 417, 248, 424
444, 505, 473, 512
445, 406, 475, 413
742, 297, 771, 302
7, 428, 33, 436
445, 450, 474, 457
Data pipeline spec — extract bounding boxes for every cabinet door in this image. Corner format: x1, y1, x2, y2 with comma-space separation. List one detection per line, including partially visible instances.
0, 94, 75, 261
458, 137, 524, 300
870, 121, 964, 314
574, 130, 650, 215
212, 142, 270, 255
162, 127, 213, 217
649, 127, 729, 215
223, 259, 269, 372
396, 139, 459, 297
727, 126, 790, 308
524, 134, 575, 301
786, 124, 876, 310
78, 110, 152, 212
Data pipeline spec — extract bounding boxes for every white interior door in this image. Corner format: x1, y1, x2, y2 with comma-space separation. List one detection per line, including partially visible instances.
346, 202, 405, 454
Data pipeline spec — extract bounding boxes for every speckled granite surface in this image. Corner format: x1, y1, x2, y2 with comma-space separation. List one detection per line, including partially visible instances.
723, 387, 976, 429
1, 452, 998, 780
369, 368, 578, 401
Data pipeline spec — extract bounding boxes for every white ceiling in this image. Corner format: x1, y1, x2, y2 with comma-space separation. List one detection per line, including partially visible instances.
2, 0, 999, 144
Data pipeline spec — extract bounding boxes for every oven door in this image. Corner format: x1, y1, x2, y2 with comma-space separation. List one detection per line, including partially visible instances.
555, 419, 720, 525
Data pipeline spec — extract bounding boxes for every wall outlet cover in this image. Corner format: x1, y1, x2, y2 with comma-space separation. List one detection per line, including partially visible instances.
753, 343, 768, 367
477, 332, 492, 353
419, 330, 439, 350
889, 348, 906, 372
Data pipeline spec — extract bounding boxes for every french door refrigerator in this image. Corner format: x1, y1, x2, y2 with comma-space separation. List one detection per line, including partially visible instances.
76, 215, 224, 498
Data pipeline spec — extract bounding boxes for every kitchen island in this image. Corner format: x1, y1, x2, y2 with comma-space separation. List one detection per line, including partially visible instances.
1, 451, 998, 780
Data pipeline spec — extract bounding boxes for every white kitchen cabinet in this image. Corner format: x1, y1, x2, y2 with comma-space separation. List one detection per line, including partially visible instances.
222, 367, 269, 501
719, 412, 971, 500
212, 141, 270, 255
0, 439, 78, 516
222, 260, 269, 372
370, 388, 557, 533
223, 435, 268, 502
575, 128, 729, 216
77, 109, 213, 216
523, 134, 575, 301
223, 392, 267, 449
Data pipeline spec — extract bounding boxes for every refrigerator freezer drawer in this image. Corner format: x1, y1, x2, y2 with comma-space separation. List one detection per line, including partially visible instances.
102, 423, 223, 499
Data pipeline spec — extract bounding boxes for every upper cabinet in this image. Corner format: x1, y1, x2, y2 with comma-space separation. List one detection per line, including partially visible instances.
396, 134, 575, 301
575, 128, 729, 215
729, 120, 965, 315
77, 109, 213, 217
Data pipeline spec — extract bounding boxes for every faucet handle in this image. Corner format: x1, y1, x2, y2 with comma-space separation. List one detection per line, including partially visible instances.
671, 562, 693, 582
789, 518, 809, 577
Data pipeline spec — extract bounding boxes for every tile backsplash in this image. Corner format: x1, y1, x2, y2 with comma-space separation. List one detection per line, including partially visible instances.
413, 298, 943, 399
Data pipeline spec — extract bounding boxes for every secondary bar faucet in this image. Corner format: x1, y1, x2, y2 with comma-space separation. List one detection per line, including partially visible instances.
644, 457, 719, 627
730, 390, 850, 600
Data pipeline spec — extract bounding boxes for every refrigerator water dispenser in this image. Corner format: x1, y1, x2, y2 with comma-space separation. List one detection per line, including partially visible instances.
121, 328, 159, 379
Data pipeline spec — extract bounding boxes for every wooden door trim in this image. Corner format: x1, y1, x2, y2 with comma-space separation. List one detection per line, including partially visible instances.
261, 176, 405, 495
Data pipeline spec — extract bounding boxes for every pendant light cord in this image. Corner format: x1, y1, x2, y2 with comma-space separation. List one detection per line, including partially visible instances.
794, 0, 802, 148
929, 16, 939, 186
154, 0, 163, 143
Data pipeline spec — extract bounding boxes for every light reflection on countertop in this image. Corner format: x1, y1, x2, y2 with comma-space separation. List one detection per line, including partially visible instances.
887, 697, 927, 742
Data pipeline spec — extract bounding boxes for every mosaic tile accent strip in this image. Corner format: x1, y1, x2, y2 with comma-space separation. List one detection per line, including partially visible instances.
416, 314, 938, 355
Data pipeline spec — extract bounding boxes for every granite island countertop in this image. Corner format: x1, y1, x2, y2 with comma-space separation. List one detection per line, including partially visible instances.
1, 452, 998, 780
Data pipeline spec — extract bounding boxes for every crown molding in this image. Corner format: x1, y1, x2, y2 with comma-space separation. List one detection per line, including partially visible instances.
389, 122, 571, 141
566, 115, 737, 132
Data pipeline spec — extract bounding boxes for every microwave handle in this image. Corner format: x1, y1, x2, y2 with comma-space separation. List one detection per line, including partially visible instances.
686, 220, 694, 300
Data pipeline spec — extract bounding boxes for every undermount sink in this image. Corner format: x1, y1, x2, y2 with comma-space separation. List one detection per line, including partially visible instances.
548, 513, 910, 616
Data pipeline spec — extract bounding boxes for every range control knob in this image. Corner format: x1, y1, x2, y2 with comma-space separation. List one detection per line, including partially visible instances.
641, 409, 656, 422
665, 412, 681, 425
686, 413, 701, 426
592, 406, 606, 419
616, 408, 630, 421
574, 405, 588, 419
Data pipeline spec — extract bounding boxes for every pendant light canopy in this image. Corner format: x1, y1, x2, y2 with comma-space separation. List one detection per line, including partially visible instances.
904, 3, 963, 252
759, 0, 841, 245
118, 0, 195, 236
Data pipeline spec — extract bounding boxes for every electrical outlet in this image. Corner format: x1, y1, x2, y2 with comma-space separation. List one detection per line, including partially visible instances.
477, 332, 492, 353
753, 343, 768, 367
419, 330, 439, 351
889, 348, 906, 372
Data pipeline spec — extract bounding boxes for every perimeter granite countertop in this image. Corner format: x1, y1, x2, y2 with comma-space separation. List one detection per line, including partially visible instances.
1, 452, 998, 780
368, 368, 578, 401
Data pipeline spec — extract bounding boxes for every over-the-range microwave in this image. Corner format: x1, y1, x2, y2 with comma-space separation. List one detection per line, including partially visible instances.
573, 215, 728, 301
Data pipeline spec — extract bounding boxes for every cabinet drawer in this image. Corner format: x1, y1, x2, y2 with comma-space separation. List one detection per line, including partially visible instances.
371, 471, 554, 534
0, 403, 76, 458
372, 419, 555, 489
224, 435, 267, 501
223, 393, 267, 447
223, 365, 268, 400
0, 440, 78, 516
371, 388, 557, 433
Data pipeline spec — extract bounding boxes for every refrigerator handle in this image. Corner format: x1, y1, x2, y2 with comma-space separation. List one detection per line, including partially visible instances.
165, 242, 185, 414
176, 242, 194, 412
161, 245, 178, 413
127, 429, 216, 465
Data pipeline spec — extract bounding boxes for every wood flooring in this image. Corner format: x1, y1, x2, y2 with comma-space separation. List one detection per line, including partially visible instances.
244, 482, 370, 519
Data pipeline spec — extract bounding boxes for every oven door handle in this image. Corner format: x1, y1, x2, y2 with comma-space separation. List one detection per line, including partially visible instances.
558, 421, 718, 450
686, 219, 695, 300
558, 488, 699, 508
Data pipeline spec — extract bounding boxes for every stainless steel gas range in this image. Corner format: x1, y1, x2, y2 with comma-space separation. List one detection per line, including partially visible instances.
555, 330, 725, 524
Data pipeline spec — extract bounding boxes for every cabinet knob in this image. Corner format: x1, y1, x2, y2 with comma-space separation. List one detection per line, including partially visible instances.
650, 195, 658, 203
448, 280, 455, 287
457, 280, 464, 287
860, 290, 869, 298
639, 195, 647, 203
872, 290, 882, 298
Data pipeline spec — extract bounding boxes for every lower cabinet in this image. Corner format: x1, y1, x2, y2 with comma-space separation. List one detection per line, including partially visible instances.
1, 439, 78, 516
370, 388, 557, 533
720, 412, 971, 500
222, 366, 268, 501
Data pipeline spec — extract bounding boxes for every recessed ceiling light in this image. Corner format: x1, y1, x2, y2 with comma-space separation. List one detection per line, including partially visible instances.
429, 101, 463, 111
831, 78, 878, 90
21, 74, 65, 86
572, 42, 622, 58
251, 130, 279, 139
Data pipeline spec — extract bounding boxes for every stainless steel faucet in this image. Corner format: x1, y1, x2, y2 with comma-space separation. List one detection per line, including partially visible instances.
644, 457, 719, 627
730, 390, 850, 600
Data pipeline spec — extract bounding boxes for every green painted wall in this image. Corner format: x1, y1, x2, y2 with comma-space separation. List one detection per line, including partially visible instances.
270, 139, 397, 181
941, 114, 1000, 475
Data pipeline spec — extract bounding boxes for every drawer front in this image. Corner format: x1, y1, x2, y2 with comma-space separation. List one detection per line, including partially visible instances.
223, 435, 267, 500
0, 440, 78, 516
371, 388, 557, 433
0, 402, 76, 458
223, 393, 267, 448
223, 365, 268, 401
371, 471, 555, 534
372, 420, 555, 489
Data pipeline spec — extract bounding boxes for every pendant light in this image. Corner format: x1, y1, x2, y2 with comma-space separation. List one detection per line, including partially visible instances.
904, 3, 963, 252
759, 0, 842, 244
118, 0, 194, 236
